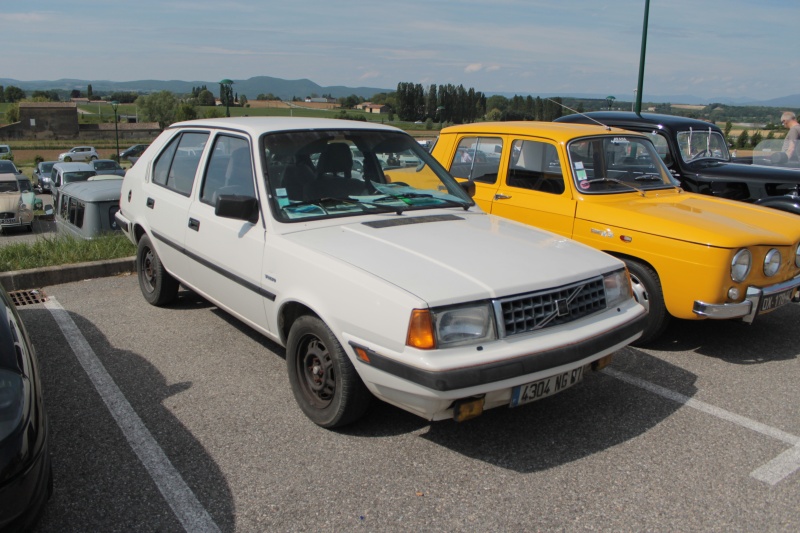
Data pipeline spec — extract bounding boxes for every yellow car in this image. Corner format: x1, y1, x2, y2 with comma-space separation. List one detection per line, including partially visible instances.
432, 122, 800, 344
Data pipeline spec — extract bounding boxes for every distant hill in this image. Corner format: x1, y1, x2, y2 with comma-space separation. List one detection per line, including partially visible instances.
0, 76, 393, 101
2, 76, 799, 108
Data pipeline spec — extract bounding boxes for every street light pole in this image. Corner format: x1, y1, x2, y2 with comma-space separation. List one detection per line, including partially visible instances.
111, 100, 120, 160
635, 0, 651, 115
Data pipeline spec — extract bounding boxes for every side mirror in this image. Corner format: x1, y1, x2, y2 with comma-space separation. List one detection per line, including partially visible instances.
459, 180, 476, 198
215, 195, 259, 224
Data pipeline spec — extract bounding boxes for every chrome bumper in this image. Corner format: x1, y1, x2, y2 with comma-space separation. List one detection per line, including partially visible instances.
693, 276, 800, 323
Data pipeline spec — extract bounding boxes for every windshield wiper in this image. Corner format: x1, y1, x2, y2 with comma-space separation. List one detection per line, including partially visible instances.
584, 177, 646, 196
373, 192, 471, 210
633, 174, 664, 182
285, 197, 401, 214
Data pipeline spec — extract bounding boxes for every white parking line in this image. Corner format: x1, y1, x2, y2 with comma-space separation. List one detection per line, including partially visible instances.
603, 367, 800, 486
46, 298, 221, 533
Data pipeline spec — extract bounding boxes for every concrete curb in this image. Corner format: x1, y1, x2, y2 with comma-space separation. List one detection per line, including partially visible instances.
0, 256, 136, 291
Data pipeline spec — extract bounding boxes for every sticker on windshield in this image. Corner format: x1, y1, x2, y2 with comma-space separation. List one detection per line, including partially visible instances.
579, 180, 590, 190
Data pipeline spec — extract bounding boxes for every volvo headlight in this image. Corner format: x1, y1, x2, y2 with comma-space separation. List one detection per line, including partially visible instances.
433, 303, 496, 348
0, 370, 24, 442
604, 268, 633, 308
731, 249, 752, 282
764, 249, 781, 277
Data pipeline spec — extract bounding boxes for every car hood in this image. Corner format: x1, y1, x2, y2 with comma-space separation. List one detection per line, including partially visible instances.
687, 159, 800, 182
577, 190, 800, 247
283, 211, 622, 306
0, 195, 19, 213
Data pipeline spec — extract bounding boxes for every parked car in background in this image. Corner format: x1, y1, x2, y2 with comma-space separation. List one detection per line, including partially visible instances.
57, 146, 99, 162
116, 117, 646, 427
0, 160, 21, 175
119, 144, 149, 164
0, 285, 53, 531
56, 177, 122, 239
50, 162, 96, 206
33, 161, 58, 192
555, 112, 800, 215
0, 173, 34, 233
0, 144, 12, 160
432, 121, 800, 344
90, 159, 126, 177
16, 175, 43, 212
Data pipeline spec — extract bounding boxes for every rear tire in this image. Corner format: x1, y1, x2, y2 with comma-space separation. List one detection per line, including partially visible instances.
286, 315, 371, 428
136, 234, 178, 306
624, 258, 670, 345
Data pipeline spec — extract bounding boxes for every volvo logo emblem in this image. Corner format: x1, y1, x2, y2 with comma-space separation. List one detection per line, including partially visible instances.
556, 299, 570, 317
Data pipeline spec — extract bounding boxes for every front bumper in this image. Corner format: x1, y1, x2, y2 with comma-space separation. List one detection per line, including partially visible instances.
693, 275, 800, 323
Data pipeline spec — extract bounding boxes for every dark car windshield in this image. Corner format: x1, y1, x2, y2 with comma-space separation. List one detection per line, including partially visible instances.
567, 135, 677, 194
0, 181, 19, 193
676, 128, 730, 163
39, 162, 55, 173
263, 129, 473, 222
0, 161, 17, 173
94, 161, 119, 171
17, 179, 32, 192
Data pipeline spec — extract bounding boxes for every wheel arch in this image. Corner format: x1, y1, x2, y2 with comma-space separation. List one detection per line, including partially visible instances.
278, 301, 320, 346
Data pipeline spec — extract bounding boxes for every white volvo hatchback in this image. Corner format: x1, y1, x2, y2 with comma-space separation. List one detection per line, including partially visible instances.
115, 117, 646, 428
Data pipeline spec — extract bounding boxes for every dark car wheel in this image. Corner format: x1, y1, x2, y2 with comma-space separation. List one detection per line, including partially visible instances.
136, 235, 178, 306
286, 315, 371, 428
624, 258, 669, 346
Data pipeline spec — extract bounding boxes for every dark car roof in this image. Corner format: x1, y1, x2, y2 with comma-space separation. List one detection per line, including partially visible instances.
556, 111, 723, 133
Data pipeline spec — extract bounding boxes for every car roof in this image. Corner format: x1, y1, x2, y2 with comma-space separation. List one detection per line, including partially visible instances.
53, 162, 94, 171
60, 178, 122, 202
439, 121, 638, 142
168, 117, 403, 137
556, 111, 724, 132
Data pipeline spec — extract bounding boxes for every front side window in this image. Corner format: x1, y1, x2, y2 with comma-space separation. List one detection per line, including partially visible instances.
676, 128, 729, 163
264, 129, 473, 222
448, 137, 502, 184
152, 131, 209, 195
507, 140, 565, 194
200, 135, 254, 206
567, 135, 675, 194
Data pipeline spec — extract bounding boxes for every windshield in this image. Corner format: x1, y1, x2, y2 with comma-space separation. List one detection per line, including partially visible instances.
0, 181, 19, 193
17, 179, 31, 192
567, 135, 677, 194
263, 129, 474, 221
676, 128, 730, 163
94, 161, 118, 171
64, 171, 96, 183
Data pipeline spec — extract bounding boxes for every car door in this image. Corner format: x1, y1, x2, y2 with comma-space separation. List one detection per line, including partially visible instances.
182, 133, 269, 331
141, 130, 209, 281
488, 137, 577, 238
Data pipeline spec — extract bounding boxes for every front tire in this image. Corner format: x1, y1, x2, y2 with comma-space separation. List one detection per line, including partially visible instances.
286, 315, 371, 428
136, 234, 178, 306
624, 258, 669, 345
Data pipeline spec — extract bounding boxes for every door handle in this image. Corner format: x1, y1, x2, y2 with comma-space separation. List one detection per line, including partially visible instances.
146, 197, 155, 209
494, 193, 512, 200
188, 218, 200, 231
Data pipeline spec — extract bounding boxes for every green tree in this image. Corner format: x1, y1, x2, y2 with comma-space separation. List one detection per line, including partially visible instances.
724, 121, 733, 137
87, 84, 93, 99
4, 86, 25, 103
175, 102, 198, 122
5, 104, 19, 123
239, 94, 248, 107
202, 107, 224, 119
197, 89, 216, 106
736, 129, 750, 149
136, 90, 178, 129
750, 130, 763, 148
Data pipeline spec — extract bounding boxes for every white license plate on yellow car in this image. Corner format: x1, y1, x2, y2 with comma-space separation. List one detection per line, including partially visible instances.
510, 367, 584, 407
759, 287, 798, 314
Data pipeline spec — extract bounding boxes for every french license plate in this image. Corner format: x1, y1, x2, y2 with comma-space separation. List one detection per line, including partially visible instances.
759, 287, 798, 314
0, 218, 17, 224
510, 366, 584, 407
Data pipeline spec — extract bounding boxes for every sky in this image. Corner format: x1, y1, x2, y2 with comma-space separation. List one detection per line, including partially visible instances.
4, 0, 798, 102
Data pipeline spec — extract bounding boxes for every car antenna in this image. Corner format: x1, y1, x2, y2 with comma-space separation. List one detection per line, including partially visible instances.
546, 98, 611, 131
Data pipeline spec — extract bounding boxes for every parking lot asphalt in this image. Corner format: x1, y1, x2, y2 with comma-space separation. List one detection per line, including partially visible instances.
12, 273, 800, 532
